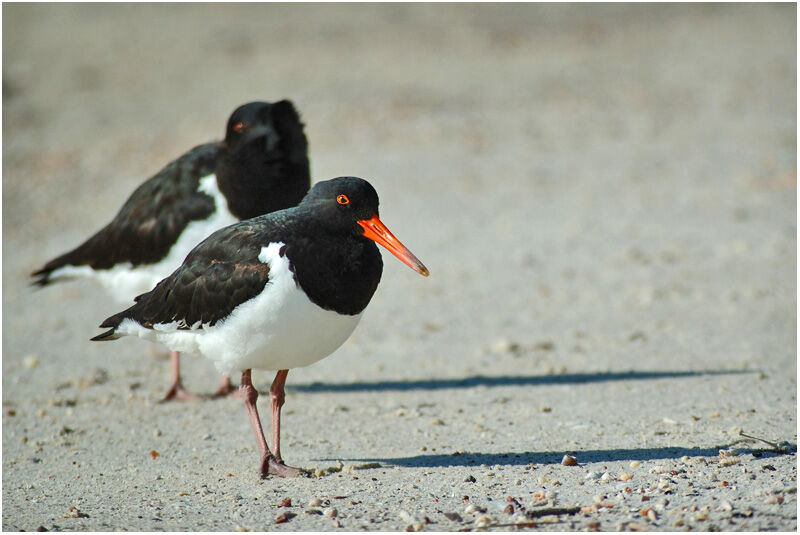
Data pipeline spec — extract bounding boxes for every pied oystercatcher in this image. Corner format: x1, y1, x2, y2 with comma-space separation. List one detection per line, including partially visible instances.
92, 176, 429, 478
32, 100, 310, 400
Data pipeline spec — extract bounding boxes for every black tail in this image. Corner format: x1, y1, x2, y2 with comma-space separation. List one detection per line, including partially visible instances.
90, 308, 135, 342
30, 248, 86, 287
90, 328, 119, 341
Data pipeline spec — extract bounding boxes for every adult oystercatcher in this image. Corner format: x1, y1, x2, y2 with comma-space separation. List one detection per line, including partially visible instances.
32, 100, 310, 400
92, 176, 428, 478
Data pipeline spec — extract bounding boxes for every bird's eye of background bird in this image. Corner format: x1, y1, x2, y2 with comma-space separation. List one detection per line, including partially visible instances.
232, 122, 246, 132
336, 194, 350, 205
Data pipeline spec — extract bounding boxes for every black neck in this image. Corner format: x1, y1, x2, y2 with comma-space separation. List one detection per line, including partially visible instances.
280, 223, 384, 316
215, 140, 310, 220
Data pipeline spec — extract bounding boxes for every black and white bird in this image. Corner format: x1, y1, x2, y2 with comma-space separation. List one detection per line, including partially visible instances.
92, 176, 429, 478
32, 100, 310, 400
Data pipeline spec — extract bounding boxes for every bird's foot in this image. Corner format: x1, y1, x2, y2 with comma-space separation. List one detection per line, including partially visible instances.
260, 455, 305, 478
213, 377, 239, 398
161, 383, 200, 402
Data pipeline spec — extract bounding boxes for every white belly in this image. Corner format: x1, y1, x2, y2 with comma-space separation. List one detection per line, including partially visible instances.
116, 242, 363, 377
51, 174, 238, 304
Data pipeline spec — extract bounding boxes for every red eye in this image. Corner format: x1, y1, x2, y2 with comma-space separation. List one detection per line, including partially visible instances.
337, 194, 350, 205
232, 121, 246, 132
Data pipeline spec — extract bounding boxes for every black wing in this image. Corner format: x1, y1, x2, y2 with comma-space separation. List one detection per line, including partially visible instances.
32, 142, 225, 286
92, 220, 276, 340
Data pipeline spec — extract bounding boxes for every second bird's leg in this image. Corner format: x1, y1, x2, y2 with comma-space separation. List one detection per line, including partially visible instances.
214, 374, 238, 397
239, 369, 301, 478
162, 351, 199, 402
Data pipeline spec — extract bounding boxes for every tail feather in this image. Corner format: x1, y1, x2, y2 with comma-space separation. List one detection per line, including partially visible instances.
91, 328, 120, 341
30, 265, 59, 287
91, 307, 136, 342
31, 247, 86, 287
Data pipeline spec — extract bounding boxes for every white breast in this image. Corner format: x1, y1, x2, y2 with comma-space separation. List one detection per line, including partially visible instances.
116, 242, 364, 377
51, 174, 238, 304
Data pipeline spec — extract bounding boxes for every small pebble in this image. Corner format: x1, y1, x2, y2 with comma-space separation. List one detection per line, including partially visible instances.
629, 461, 641, 468
399, 511, 423, 531
464, 504, 480, 514
60, 506, 88, 519
474, 514, 493, 528
720, 500, 733, 512
619, 473, 634, 481
489, 338, 517, 355
24, 356, 40, 368
274, 512, 295, 524
323, 507, 338, 518
561, 454, 578, 466
308, 498, 323, 507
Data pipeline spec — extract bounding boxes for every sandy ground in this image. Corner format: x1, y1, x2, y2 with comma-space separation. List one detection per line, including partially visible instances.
2, 4, 797, 532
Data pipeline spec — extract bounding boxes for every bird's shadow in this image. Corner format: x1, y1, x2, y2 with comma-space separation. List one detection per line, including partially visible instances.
289, 369, 751, 394
334, 443, 795, 469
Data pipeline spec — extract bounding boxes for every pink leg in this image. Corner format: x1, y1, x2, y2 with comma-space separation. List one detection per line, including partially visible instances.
269, 370, 289, 461
239, 370, 301, 478
161, 351, 199, 402
214, 375, 238, 398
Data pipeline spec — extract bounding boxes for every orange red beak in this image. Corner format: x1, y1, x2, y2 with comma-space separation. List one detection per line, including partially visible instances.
357, 215, 429, 277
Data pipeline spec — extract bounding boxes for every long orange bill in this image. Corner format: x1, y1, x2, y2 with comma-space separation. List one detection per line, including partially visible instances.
357, 215, 429, 277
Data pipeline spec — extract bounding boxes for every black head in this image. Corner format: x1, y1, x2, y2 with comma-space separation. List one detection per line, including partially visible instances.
216, 99, 311, 220
224, 100, 305, 157
300, 177, 429, 276
301, 176, 379, 231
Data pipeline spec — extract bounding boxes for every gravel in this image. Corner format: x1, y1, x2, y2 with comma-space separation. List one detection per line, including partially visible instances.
3, 3, 796, 532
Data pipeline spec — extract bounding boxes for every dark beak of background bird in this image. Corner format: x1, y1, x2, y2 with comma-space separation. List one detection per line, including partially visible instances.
357, 215, 429, 277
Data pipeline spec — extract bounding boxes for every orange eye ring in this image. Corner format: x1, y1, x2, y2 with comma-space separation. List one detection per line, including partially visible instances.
337, 194, 350, 205
232, 121, 246, 132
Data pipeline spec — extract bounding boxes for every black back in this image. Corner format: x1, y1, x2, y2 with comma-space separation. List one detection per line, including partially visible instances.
93, 177, 385, 339
32, 100, 311, 286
